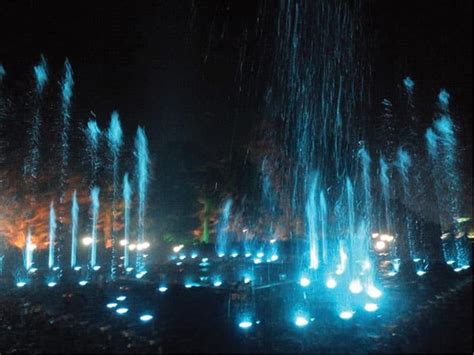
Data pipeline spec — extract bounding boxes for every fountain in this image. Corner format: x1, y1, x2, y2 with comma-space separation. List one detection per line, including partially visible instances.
48, 202, 57, 270
123, 173, 132, 269
70, 190, 79, 269
106, 111, 123, 280
90, 187, 100, 268
216, 198, 233, 258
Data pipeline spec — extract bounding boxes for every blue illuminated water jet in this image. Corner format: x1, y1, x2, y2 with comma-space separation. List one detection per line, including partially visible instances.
70, 190, 79, 268
123, 173, 132, 269
216, 198, 233, 257
48, 202, 56, 270
90, 187, 100, 268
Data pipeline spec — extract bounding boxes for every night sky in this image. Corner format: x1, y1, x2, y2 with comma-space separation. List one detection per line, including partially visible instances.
0, 0, 472, 237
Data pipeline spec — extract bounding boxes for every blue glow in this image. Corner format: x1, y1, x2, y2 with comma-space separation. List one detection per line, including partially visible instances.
299, 277, 311, 287
74, 266, 81, 271
136, 271, 147, 279
106, 303, 118, 309
78, 280, 88, 286
116, 307, 128, 315
231, 252, 239, 258
16, 281, 27, 288
326, 277, 337, 289
140, 314, 154, 322
158, 286, 168, 293
213, 280, 223, 287
294, 316, 309, 327
48, 202, 56, 270
339, 311, 354, 320
90, 187, 100, 269
216, 198, 233, 257
238, 321, 253, 329
93, 265, 101, 271
70, 191, 79, 269
416, 270, 427, 276
256, 252, 264, 258
245, 253, 252, 258
364, 303, 378, 312
349, 279, 363, 294
47, 282, 57, 288
270, 255, 279, 261
253, 258, 262, 264
403, 76, 414, 92
191, 252, 198, 259
116, 296, 126, 301
367, 285, 382, 299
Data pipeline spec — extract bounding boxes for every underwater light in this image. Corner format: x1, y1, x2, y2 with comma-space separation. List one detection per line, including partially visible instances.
413, 258, 421, 262
271, 255, 279, 261
191, 252, 198, 259
176, 261, 183, 266
349, 280, 363, 294
47, 282, 57, 287
371, 233, 380, 239
106, 302, 118, 309
74, 266, 82, 271
136, 271, 147, 279
300, 277, 311, 287
179, 255, 186, 260
244, 276, 252, 284
387, 271, 397, 276
116, 307, 128, 315
326, 277, 337, 289
116, 296, 127, 301
256, 252, 264, 258
231, 252, 239, 258
82, 236, 93, 246
446, 260, 455, 265
454, 267, 463, 272
213, 280, 223, 287
245, 253, 252, 258
375, 240, 386, 251
364, 303, 378, 312
416, 270, 427, 276
78, 280, 88, 286
29, 267, 38, 273
140, 314, 154, 322
461, 265, 470, 270
158, 286, 168, 293
173, 244, 184, 253
339, 311, 354, 320
295, 316, 309, 327
254, 258, 262, 264
238, 321, 253, 329
52, 266, 60, 271
119, 239, 128, 246
217, 253, 225, 258
126, 267, 134, 272
380, 234, 394, 242
16, 281, 27, 288
367, 286, 382, 299
128, 243, 136, 251
202, 258, 208, 262
93, 265, 101, 271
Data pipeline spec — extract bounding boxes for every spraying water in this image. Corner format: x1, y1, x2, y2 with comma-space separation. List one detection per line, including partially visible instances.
24, 228, 34, 271
57, 59, 74, 270
106, 111, 123, 279
85, 119, 101, 184
90, 187, 100, 268
48, 202, 57, 269
134, 127, 150, 274
216, 198, 233, 257
305, 173, 320, 270
123, 173, 132, 269
70, 190, 79, 268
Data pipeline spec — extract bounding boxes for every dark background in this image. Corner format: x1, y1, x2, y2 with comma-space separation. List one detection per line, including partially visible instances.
0, 0, 472, 239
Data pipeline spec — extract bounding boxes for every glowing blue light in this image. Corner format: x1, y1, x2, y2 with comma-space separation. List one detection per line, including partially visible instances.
461, 265, 470, 270
339, 311, 354, 320
116, 307, 128, 315
191, 252, 198, 259
140, 314, 154, 322
349, 280, 363, 294
78, 280, 88, 286
270, 255, 279, 262
364, 303, 378, 312
218, 253, 225, 258
47, 282, 57, 288
136, 271, 147, 279
454, 267, 463, 272
74, 266, 82, 271
126, 267, 133, 272
213, 280, 223, 287
326, 277, 337, 289
106, 302, 118, 309
253, 258, 262, 264
299, 277, 311, 287
93, 265, 101, 271
244, 276, 252, 284
416, 270, 427, 276
16, 282, 27, 288
387, 271, 397, 276
184, 283, 193, 289
158, 286, 168, 293
256, 252, 264, 258
295, 316, 309, 327
29, 268, 38, 273
446, 260, 455, 265
231, 252, 238, 258
116, 296, 127, 301
245, 253, 252, 258
179, 255, 186, 260
52, 266, 60, 271
413, 258, 421, 262
367, 286, 382, 299
202, 258, 208, 262
176, 262, 183, 266
238, 321, 253, 329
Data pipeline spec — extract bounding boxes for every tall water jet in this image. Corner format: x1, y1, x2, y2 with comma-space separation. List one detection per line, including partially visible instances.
345, 177, 357, 279
48, 202, 57, 269
261, 157, 278, 257
57, 59, 74, 270
305, 173, 320, 270
24, 55, 48, 183
70, 190, 79, 268
134, 127, 150, 274
24, 228, 34, 271
216, 198, 233, 257
85, 119, 101, 184
395, 148, 418, 261
90, 187, 100, 268
106, 111, 123, 279
123, 173, 132, 269
319, 190, 328, 265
